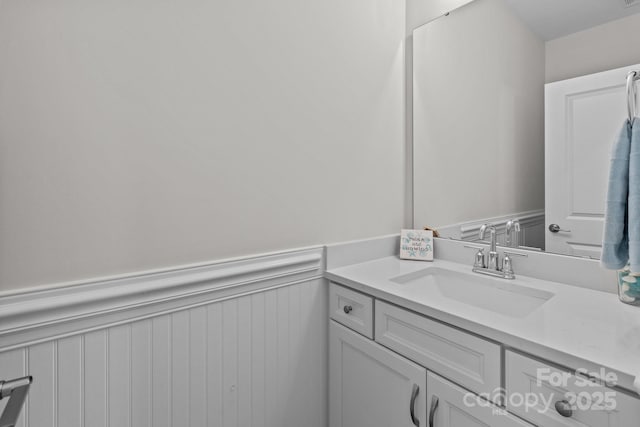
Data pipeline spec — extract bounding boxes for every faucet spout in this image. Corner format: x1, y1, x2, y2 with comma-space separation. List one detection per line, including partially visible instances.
479, 224, 499, 270
505, 219, 521, 247
479, 224, 497, 253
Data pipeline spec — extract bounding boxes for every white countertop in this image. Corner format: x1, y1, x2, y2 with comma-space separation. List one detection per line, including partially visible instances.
326, 256, 640, 395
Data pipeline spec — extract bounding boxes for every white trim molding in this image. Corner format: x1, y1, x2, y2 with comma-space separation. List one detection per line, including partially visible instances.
436, 210, 545, 242
0, 247, 323, 351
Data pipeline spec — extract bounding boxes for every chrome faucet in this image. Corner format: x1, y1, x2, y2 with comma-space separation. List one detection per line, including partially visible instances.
465, 223, 528, 279
479, 223, 499, 270
505, 219, 521, 247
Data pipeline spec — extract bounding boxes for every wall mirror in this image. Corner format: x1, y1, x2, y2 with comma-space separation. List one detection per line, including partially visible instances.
412, 0, 640, 258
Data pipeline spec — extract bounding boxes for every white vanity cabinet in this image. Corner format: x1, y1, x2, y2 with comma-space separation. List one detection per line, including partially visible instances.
329, 321, 427, 427
328, 282, 640, 427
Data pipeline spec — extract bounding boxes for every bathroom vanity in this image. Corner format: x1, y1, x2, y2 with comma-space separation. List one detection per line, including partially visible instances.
326, 242, 640, 427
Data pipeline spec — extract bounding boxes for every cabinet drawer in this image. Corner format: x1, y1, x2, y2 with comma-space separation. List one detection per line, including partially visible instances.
375, 300, 501, 398
506, 350, 640, 426
329, 283, 374, 338
427, 371, 533, 427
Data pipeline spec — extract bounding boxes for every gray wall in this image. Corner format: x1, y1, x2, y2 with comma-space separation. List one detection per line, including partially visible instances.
0, 0, 406, 292
413, 0, 545, 229
546, 13, 640, 83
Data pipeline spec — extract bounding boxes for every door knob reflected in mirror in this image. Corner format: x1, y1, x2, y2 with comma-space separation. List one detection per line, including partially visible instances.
548, 224, 571, 233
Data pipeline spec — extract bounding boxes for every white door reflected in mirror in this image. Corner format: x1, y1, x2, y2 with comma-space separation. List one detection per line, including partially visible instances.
545, 65, 639, 258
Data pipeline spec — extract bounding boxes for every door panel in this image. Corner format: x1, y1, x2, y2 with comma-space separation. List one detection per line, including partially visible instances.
545, 64, 640, 257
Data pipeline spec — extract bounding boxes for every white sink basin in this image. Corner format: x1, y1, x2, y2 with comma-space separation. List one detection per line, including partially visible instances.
390, 267, 554, 318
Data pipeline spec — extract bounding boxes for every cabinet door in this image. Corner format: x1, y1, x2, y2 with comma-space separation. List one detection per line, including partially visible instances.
330, 321, 427, 427
427, 372, 533, 427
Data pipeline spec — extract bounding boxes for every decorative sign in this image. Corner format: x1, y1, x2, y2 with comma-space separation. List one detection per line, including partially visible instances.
400, 229, 433, 261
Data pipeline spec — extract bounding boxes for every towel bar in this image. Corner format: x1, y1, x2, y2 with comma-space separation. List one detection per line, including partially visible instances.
627, 70, 639, 124
0, 376, 32, 427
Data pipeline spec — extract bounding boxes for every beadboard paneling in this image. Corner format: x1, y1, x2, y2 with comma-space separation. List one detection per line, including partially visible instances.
131, 321, 152, 427
84, 330, 108, 427
57, 336, 83, 427
28, 342, 55, 427
0, 250, 327, 427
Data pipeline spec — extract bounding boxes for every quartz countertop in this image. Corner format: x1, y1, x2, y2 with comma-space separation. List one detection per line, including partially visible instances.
325, 256, 640, 395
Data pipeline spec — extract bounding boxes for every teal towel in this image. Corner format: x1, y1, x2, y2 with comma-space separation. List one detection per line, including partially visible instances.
602, 119, 640, 271
629, 118, 640, 273
602, 121, 632, 270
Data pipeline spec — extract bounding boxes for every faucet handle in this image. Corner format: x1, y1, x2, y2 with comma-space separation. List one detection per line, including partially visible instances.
502, 251, 527, 279
464, 245, 486, 268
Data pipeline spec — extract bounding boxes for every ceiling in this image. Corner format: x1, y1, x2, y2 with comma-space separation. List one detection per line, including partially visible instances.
504, 0, 640, 40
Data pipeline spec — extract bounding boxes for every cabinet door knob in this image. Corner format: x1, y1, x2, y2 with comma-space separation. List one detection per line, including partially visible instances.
555, 400, 573, 417
343, 305, 353, 314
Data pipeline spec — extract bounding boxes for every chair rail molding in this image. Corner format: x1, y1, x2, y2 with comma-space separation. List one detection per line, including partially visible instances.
0, 247, 324, 351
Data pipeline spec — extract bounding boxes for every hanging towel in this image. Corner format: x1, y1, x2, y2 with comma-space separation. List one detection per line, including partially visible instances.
602, 121, 632, 270
628, 119, 640, 273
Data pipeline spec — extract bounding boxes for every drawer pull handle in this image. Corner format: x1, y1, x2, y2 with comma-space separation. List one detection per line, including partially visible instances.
343, 305, 353, 314
555, 400, 573, 418
428, 395, 439, 427
410, 384, 419, 427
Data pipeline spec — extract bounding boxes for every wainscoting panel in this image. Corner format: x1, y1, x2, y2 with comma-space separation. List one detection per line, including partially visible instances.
85, 330, 108, 427
0, 248, 327, 427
